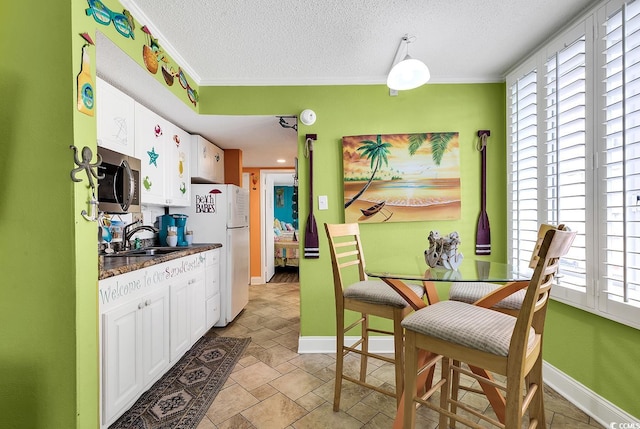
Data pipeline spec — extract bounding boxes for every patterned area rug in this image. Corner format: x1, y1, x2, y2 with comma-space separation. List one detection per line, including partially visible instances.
109, 336, 251, 429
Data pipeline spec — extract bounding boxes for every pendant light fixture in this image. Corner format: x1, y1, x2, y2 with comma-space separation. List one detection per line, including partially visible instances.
387, 35, 430, 91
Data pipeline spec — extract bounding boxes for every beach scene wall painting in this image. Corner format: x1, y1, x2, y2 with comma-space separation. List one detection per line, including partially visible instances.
342, 132, 461, 223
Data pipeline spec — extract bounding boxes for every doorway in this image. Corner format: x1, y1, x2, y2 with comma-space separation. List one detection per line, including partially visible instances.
260, 169, 297, 283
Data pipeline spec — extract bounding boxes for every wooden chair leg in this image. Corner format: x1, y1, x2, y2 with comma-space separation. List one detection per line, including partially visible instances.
333, 308, 345, 411
527, 355, 546, 427
439, 357, 451, 428
403, 331, 419, 429
450, 360, 461, 428
360, 313, 369, 382
504, 373, 525, 429
393, 310, 404, 407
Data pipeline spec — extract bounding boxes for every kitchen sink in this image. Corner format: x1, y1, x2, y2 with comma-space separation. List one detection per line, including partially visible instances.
102, 247, 181, 257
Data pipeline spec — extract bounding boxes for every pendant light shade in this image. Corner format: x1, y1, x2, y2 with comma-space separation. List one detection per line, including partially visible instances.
387, 35, 430, 91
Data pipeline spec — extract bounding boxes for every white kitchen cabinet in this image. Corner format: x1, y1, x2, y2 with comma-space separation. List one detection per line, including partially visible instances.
165, 123, 191, 206
204, 249, 221, 329
191, 134, 225, 184
135, 103, 168, 205
102, 299, 142, 424
169, 279, 190, 361
96, 77, 135, 157
206, 293, 221, 331
141, 288, 170, 385
100, 251, 209, 427
190, 271, 207, 341
170, 269, 206, 362
102, 285, 169, 425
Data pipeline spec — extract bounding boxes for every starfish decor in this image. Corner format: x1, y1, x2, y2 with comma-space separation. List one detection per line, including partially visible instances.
147, 147, 159, 166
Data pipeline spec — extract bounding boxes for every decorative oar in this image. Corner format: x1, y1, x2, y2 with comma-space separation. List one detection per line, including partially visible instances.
476, 130, 491, 255
304, 134, 319, 258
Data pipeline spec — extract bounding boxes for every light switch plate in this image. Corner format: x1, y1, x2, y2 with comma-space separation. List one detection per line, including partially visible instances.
318, 195, 328, 210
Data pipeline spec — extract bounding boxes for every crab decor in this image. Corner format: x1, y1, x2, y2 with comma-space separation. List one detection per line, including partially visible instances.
425, 230, 464, 270
70, 145, 104, 189
143, 176, 152, 191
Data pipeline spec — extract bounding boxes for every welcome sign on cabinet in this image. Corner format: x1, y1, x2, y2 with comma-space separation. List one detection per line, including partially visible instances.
98, 250, 219, 427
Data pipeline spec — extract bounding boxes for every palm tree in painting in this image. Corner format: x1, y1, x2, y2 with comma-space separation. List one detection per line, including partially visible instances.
408, 132, 454, 165
344, 135, 392, 208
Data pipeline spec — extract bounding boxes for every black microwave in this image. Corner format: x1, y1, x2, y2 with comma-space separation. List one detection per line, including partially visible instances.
97, 147, 141, 213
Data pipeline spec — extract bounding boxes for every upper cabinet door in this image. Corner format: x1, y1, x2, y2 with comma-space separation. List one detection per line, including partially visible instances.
191, 135, 225, 184
165, 123, 191, 206
135, 103, 167, 206
96, 78, 135, 157
210, 142, 225, 184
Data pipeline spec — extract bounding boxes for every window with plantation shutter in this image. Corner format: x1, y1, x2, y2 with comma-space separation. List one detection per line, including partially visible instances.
600, 0, 640, 321
508, 70, 540, 271
506, 0, 640, 329
544, 35, 588, 300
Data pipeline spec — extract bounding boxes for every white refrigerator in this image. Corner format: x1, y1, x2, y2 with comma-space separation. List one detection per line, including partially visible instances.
174, 184, 250, 326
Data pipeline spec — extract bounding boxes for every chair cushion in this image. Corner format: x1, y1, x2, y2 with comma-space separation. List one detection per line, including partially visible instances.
449, 282, 525, 310
401, 300, 535, 356
344, 280, 424, 308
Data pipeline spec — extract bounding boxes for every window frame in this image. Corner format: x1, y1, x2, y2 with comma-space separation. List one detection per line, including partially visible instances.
506, 0, 640, 330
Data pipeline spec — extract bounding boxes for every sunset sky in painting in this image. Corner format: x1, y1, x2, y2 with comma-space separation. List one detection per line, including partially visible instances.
342, 133, 460, 181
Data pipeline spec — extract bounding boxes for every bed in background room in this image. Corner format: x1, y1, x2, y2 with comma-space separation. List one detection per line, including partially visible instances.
274, 218, 299, 267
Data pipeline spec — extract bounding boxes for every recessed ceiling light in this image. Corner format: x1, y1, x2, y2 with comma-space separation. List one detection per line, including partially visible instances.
276, 159, 286, 163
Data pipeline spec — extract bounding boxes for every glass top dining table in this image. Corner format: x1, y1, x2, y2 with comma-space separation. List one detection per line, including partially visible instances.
367, 257, 531, 282
366, 256, 532, 306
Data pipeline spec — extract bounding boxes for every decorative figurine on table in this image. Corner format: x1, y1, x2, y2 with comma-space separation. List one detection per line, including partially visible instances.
425, 230, 464, 270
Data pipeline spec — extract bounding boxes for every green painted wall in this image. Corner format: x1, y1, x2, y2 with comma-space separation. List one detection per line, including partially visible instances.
1, 1, 85, 428
545, 301, 640, 417
1, 1, 636, 428
199, 82, 508, 333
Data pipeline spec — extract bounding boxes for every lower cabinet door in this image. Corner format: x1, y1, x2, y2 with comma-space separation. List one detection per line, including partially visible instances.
141, 287, 170, 385
190, 273, 207, 342
102, 301, 143, 425
170, 280, 191, 362
206, 293, 221, 330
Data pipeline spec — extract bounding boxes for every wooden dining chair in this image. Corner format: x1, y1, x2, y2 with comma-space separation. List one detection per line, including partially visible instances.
448, 223, 566, 316
324, 222, 424, 411
400, 227, 576, 429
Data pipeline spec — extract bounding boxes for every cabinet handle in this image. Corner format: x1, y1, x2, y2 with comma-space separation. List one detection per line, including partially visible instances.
145, 299, 151, 306
188, 278, 195, 284
138, 302, 144, 310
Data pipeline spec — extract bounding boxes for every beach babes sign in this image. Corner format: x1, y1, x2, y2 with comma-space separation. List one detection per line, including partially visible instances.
195, 189, 221, 213
342, 133, 461, 223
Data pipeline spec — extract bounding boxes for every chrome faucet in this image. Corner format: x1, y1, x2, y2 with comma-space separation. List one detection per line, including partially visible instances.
123, 220, 158, 249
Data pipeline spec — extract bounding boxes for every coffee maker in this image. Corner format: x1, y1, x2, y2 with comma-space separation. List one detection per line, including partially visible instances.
158, 214, 189, 246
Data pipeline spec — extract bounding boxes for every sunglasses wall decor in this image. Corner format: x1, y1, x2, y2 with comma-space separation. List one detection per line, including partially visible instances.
82, 0, 198, 107
85, 0, 134, 40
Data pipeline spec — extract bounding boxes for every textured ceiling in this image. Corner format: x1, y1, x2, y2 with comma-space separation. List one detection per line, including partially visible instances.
122, 0, 597, 85
99, 0, 598, 168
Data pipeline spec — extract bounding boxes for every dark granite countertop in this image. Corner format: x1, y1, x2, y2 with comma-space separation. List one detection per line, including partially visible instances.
99, 243, 222, 280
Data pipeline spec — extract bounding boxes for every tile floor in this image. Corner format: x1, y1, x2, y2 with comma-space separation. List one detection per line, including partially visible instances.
198, 282, 605, 429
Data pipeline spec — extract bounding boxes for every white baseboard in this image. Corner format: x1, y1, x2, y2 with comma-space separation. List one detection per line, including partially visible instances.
250, 276, 263, 285
298, 336, 637, 425
543, 361, 637, 427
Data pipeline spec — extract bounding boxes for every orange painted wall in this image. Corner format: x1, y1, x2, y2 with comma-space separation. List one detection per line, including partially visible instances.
245, 167, 262, 280
224, 149, 243, 186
